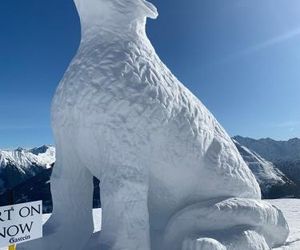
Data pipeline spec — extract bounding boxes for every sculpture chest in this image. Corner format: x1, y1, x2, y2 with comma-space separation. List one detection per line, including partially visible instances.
52, 39, 180, 132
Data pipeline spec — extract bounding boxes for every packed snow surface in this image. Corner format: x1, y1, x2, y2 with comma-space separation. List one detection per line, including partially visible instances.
3, 209, 101, 250
17, 199, 300, 250
270, 199, 300, 250
20, 0, 288, 249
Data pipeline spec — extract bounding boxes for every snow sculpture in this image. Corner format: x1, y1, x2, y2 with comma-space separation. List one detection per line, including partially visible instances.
20, 0, 289, 249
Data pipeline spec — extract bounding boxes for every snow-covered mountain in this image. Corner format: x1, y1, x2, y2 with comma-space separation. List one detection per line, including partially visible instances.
234, 136, 300, 198
233, 139, 296, 198
1, 142, 297, 202
1, 138, 298, 213
0, 145, 55, 169
0, 145, 55, 191
233, 136, 300, 162
0, 145, 100, 212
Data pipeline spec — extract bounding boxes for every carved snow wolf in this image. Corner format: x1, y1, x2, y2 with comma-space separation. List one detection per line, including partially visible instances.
20, 0, 288, 249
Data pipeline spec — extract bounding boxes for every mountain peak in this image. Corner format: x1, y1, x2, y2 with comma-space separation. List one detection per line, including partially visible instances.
234, 135, 300, 143
29, 145, 53, 155
288, 138, 300, 143
0, 145, 55, 190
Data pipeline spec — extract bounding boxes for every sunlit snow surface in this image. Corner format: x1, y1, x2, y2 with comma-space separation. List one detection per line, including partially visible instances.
39, 209, 102, 233
9, 200, 300, 250
270, 199, 300, 250
0, 209, 101, 250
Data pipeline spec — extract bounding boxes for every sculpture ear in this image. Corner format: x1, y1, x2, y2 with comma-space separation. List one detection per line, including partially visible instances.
141, 0, 158, 19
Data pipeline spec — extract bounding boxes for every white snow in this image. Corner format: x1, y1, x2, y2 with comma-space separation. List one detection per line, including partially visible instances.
270, 199, 300, 250
0, 146, 55, 171
20, 0, 289, 249
182, 238, 226, 250
30, 146, 56, 169
13, 199, 300, 249
162, 198, 289, 250
233, 139, 288, 192
40, 209, 102, 233
0, 209, 101, 250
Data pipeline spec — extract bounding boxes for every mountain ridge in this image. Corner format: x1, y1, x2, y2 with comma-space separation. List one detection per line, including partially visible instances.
0, 145, 55, 191
234, 136, 300, 198
233, 136, 300, 162
233, 139, 296, 198
0, 138, 299, 212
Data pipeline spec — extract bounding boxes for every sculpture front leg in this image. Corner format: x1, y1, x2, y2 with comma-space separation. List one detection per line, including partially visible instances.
19, 147, 94, 250
99, 164, 151, 250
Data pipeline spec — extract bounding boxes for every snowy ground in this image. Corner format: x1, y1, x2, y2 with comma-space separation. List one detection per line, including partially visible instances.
0, 209, 102, 250
38, 208, 102, 233
270, 199, 300, 250
2, 200, 300, 249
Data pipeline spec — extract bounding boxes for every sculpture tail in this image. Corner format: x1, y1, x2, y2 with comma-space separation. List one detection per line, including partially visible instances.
162, 197, 289, 250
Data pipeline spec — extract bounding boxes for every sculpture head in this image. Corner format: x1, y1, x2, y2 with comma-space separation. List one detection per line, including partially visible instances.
74, 0, 158, 29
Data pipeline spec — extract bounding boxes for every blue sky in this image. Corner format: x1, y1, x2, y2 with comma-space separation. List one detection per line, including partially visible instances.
1, 0, 300, 148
